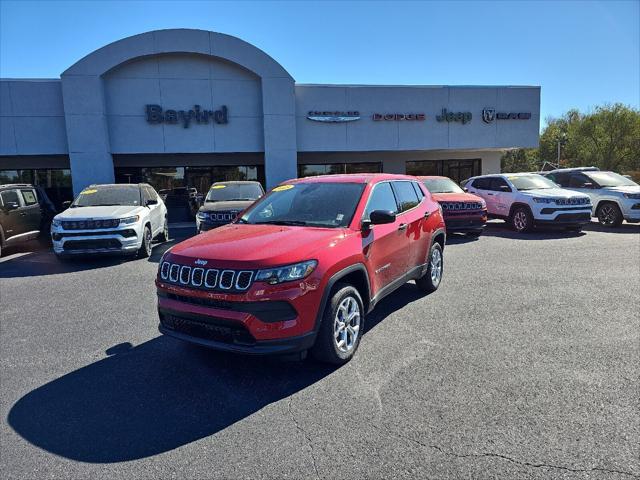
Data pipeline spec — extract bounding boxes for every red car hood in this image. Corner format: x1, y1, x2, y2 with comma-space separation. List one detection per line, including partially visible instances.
431, 192, 484, 203
166, 223, 351, 268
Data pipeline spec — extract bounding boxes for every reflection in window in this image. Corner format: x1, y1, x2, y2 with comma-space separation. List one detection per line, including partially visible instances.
298, 163, 382, 178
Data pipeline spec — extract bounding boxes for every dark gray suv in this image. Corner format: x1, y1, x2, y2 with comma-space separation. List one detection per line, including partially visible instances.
0, 184, 43, 256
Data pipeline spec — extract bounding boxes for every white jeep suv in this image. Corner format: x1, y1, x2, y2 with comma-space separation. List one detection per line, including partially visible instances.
51, 183, 169, 258
543, 168, 640, 227
464, 173, 592, 233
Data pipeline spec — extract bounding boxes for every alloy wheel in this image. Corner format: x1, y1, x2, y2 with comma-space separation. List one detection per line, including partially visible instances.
334, 296, 361, 353
513, 211, 528, 231
598, 205, 616, 225
430, 247, 443, 286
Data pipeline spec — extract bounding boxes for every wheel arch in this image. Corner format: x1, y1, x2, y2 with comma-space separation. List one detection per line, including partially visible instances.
595, 198, 622, 213
508, 202, 533, 218
432, 228, 446, 250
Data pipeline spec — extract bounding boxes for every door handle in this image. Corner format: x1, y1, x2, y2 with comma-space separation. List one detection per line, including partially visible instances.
398, 223, 408, 231
487, 193, 494, 196
19, 212, 27, 216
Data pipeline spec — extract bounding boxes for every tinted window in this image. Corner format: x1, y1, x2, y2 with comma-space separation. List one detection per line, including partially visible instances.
20, 189, 38, 206
568, 174, 591, 188
489, 178, 511, 192
365, 182, 398, 218
422, 177, 464, 194
412, 182, 425, 200
508, 175, 556, 190
1, 189, 20, 206
206, 183, 264, 202
471, 178, 490, 190
393, 181, 420, 212
242, 182, 365, 228
547, 173, 569, 187
585, 171, 638, 187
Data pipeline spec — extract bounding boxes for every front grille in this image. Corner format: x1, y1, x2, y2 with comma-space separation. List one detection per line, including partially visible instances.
441, 201, 483, 211
62, 219, 120, 230
555, 197, 590, 206
207, 211, 239, 222
53, 229, 136, 240
161, 312, 256, 345
160, 261, 254, 292
63, 239, 122, 251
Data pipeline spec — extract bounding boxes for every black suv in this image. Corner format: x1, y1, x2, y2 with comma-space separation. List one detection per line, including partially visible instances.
0, 184, 47, 256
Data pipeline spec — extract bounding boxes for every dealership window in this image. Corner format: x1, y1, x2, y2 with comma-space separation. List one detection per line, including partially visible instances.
406, 159, 481, 185
0, 169, 73, 210
114, 165, 265, 196
298, 162, 382, 178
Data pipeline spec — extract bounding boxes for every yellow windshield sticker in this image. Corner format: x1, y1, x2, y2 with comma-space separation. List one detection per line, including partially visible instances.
211, 185, 226, 189
81, 189, 97, 194
273, 184, 294, 192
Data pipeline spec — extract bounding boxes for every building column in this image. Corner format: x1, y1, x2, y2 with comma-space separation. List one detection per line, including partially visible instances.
261, 77, 297, 189
60, 75, 115, 195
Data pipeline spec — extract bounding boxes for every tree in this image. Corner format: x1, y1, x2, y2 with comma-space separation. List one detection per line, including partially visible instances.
502, 103, 640, 176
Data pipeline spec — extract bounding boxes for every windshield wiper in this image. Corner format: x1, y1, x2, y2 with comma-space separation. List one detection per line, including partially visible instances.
254, 220, 308, 226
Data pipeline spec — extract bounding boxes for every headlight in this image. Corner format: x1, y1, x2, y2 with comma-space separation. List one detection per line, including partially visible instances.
532, 197, 554, 204
120, 215, 140, 225
197, 211, 208, 219
479, 199, 486, 209
255, 260, 318, 285
51, 218, 61, 228
623, 193, 640, 199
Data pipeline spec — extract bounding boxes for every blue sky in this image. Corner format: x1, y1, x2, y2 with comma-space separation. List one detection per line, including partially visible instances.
1, 0, 638, 126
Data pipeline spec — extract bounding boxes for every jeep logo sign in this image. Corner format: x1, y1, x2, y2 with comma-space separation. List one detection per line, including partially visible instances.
146, 104, 228, 128
436, 108, 472, 124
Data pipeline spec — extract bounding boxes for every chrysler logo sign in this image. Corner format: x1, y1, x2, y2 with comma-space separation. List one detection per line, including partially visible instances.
307, 110, 360, 122
482, 108, 531, 123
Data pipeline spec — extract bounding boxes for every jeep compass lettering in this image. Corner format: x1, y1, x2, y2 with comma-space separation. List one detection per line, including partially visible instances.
156, 174, 446, 364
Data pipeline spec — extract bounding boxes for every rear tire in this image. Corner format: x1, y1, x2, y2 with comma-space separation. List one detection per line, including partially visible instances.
596, 202, 623, 227
138, 225, 152, 258
415, 242, 444, 293
311, 283, 364, 365
510, 206, 533, 233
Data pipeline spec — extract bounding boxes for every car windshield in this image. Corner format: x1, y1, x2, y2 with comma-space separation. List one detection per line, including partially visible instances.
508, 174, 558, 191
585, 171, 638, 187
206, 184, 264, 202
240, 182, 365, 228
71, 185, 141, 207
422, 178, 464, 194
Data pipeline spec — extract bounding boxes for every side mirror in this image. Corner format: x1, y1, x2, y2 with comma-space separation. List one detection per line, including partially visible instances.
62, 200, 72, 209
500, 185, 512, 192
146, 199, 158, 206
5, 201, 20, 211
462, 187, 469, 192
370, 210, 396, 225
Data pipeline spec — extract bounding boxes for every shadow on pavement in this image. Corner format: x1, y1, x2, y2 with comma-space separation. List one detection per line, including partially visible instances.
7, 284, 428, 463
582, 221, 640, 235
479, 221, 586, 241
0, 227, 195, 278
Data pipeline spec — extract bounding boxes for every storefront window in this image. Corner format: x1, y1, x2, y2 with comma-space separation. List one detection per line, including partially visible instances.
406, 159, 481, 185
298, 162, 382, 178
0, 168, 73, 210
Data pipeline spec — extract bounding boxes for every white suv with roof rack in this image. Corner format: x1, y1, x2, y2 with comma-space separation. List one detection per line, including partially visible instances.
51, 183, 169, 258
464, 173, 592, 233
542, 167, 640, 226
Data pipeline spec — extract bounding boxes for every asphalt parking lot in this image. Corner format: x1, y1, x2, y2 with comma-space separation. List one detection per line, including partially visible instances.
1, 221, 639, 479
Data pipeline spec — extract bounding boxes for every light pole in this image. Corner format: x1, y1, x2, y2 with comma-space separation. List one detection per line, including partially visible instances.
557, 132, 567, 164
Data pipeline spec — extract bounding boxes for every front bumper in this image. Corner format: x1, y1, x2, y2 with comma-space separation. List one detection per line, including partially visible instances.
196, 220, 230, 232
621, 201, 640, 222
51, 225, 142, 255
532, 205, 592, 226
444, 212, 487, 232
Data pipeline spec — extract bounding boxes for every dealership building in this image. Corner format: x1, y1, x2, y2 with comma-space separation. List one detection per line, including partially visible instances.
0, 28, 540, 207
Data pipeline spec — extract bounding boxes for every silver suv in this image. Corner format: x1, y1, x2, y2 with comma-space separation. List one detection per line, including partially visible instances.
543, 168, 640, 226
51, 183, 169, 258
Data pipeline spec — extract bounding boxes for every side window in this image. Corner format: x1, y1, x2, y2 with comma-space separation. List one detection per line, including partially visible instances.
568, 174, 589, 188
20, 189, 38, 206
1, 189, 20, 207
145, 186, 158, 201
490, 178, 511, 192
412, 181, 425, 200
472, 178, 489, 190
364, 182, 398, 219
393, 181, 420, 212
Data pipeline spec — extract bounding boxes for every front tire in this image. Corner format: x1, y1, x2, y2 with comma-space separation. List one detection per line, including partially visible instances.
311, 283, 364, 365
138, 225, 152, 258
157, 218, 169, 242
415, 242, 444, 293
510, 206, 533, 233
596, 202, 623, 227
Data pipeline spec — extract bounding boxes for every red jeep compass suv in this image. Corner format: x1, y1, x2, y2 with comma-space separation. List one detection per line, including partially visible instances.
156, 174, 446, 364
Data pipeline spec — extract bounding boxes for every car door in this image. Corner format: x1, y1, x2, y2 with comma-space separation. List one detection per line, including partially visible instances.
488, 177, 513, 217
567, 173, 599, 205
391, 180, 429, 273
144, 186, 163, 235
361, 181, 407, 296
467, 178, 496, 214
0, 189, 27, 241
19, 188, 42, 235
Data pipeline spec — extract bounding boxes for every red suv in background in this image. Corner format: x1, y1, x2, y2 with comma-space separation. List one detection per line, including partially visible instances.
419, 176, 487, 237
156, 174, 445, 364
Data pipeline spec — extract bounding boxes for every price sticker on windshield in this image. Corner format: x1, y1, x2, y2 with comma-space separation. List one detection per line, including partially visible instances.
81, 189, 97, 194
211, 185, 226, 189
273, 185, 294, 192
